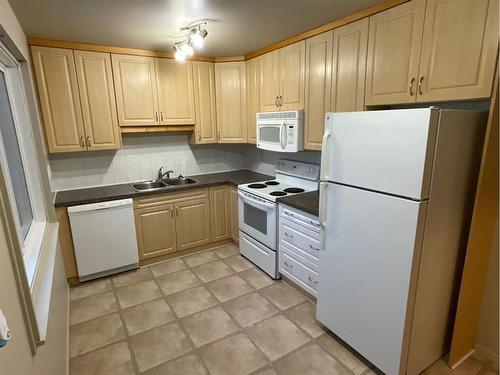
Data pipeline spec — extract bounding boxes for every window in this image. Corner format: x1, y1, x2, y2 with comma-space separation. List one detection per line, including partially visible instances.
0, 43, 47, 287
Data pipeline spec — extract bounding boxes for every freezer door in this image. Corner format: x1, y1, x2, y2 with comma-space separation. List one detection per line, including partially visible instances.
317, 183, 427, 375
321, 109, 438, 200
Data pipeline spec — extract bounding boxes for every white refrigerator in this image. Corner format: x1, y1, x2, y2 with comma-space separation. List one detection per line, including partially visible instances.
316, 108, 487, 375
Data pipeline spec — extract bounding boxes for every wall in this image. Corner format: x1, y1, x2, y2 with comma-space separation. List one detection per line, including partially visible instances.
244, 147, 321, 176
474, 218, 499, 365
0, 1, 68, 374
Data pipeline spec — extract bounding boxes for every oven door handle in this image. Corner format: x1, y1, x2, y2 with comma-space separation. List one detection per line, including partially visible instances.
238, 192, 275, 210
279, 121, 286, 150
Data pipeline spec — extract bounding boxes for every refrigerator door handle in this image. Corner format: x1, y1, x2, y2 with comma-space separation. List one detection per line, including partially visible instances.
320, 122, 331, 181
319, 181, 328, 249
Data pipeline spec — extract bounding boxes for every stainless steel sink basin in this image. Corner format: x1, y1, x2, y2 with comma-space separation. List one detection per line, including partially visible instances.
132, 180, 167, 191
164, 177, 198, 186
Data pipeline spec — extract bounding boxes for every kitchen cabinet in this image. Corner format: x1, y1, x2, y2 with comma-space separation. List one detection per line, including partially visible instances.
331, 18, 369, 112
260, 41, 305, 111
191, 61, 217, 144
135, 204, 177, 260
32, 46, 121, 153
246, 57, 261, 143
74, 50, 121, 150
304, 31, 333, 151
210, 185, 231, 241
111, 54, 159, 126
156, 58, 196, 125
365, 0, 426, 106
214, 61, 247, 143
417, 0, 498, 102
175, 198, 211, 251
230, 186, 239, 243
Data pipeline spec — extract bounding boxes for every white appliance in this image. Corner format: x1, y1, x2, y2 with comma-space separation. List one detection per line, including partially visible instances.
68, 198, 139, 282
256, 110, 304, 152
238, 159, 319, 278
317, 108, 487, 375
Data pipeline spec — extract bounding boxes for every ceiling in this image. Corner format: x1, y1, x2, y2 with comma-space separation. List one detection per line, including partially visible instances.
8, 0, 383, 56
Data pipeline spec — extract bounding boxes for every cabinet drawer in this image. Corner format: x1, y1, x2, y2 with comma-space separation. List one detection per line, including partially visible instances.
280, 218, 320, 259
279, 243, 318, 272
134, 188, 208, 209
279, 205, 320, 233
279, 250, 319, 293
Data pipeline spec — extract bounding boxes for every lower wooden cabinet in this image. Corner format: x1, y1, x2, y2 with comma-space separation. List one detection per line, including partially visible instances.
230, 186, 239, 243
210, 186, 231, 241
175, 198, 212, 251
135, 204, 177, 260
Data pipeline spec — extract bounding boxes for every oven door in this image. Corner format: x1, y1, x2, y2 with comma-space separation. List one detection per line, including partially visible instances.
257, 121, 288, 152
238, 191, 276, 249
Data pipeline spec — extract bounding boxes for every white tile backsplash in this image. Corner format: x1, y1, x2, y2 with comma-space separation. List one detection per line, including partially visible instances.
47, 133, 321, 192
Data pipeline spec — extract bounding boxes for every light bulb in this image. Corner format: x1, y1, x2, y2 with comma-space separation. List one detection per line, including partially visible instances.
175, 49, 186, 61
181, 43, 194, 56
191, 33, 204, 48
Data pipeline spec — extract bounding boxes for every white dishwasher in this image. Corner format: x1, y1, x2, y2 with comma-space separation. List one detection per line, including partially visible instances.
68, 198, 139, 281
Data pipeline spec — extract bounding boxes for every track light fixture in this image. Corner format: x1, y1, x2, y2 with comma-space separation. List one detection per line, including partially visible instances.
174, 21, 208, 61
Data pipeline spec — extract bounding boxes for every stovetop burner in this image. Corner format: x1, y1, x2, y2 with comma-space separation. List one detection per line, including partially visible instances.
270, 191, 287, 196
283, 187, 305, 193
265, 181, 280, 186
248, 183, 267, 189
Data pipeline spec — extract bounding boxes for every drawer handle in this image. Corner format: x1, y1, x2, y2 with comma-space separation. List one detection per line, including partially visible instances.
285, 211, 294, 216
310, 220, 320, 227
284, 261, 293, 268
284, 232, 294, 238
308, 276, 318, 284
309, 244, 320, 251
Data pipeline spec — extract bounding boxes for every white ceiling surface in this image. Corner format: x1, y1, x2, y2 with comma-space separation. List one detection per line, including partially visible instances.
8, 0, 382, 56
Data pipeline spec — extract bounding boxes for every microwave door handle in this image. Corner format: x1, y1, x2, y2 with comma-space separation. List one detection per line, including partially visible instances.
279, 121, 286, 150
238, 192, 275, 210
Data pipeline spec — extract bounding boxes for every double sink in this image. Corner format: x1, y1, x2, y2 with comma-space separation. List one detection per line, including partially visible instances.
133, 177, 198, 192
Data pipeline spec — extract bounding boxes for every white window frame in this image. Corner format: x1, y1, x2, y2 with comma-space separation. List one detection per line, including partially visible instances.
0, 42, 47, 288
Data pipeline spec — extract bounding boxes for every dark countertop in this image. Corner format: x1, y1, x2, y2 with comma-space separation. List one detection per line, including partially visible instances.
54, 170, 273, 208
277, 190, 319, 217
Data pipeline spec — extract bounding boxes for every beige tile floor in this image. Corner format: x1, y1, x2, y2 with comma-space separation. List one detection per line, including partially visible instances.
69, 244, 497, 375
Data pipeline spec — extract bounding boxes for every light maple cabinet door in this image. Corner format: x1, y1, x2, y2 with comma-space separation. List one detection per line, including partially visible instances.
246, 57, 261, 143
331, 18, 369, 112
156, 58, 196, 125
210, 185, 231, 241
135, 204, 177, 260
31, 46, 86, 153
230, 186, 239, 243
365, 0, 426, 106
214, 62, 247, 143
174, 198, 211, 251
192, 61, 217, 144
111, 54, 159, 126
259, 49, 281, 111
417, 0, 499, 102
74, 50, 121, 151
279, 40, 306, 110
304, 31, 333, 151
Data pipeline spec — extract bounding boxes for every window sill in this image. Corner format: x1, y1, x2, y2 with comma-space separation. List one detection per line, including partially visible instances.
23, 220, 47, 288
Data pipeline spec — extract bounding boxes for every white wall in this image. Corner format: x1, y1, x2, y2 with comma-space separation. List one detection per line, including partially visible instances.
244, 147, 321, 176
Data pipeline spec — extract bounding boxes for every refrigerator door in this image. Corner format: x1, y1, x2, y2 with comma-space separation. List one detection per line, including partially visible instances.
317, 183, 427, 375
321, 109, 438, 200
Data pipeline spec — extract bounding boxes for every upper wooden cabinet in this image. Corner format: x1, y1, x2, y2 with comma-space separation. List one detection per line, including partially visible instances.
365, 0, 426, 106
156, 59, 196, 125
304, 31, 333, 151
417, 0, 498, 102
246, 57, 261, 143
210, 185, 231, 241
112, 54, 159, 126
260, 41, 305, 111
331, 18, 369, 112
191, 61, 217, 144
32, 46, 121, 153
74, 50, 121, 150
214, 62, 247, 143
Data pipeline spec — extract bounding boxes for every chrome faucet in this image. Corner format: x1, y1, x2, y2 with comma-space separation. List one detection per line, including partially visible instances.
157, 167, 174, 180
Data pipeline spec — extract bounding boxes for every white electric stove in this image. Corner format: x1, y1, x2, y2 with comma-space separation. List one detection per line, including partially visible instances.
238, 159, 319, 278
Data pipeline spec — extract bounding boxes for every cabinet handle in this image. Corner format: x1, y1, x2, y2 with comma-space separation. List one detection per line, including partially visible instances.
170, 209, 174, 218
409, 77, 415, 96
160, 111, 164, 122
285, 211, 294, 217
175, 208, 179, 217
310, 220, 320, 227
284, 261, 293, 268
275, 96, 278, 107
418, 76, 424, 95
309, 244, 320, 251
198, 132, 201, 142
278, 95, 282, 107
218, 130, 221, 141
155, 111, 159, 122
80, 136, 85, 147
284, 232, 294, 238
308, 276, 318, 284
86, 136, 91, 147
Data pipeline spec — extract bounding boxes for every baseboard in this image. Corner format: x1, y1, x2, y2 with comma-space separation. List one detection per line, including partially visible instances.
450, 349, 475, 369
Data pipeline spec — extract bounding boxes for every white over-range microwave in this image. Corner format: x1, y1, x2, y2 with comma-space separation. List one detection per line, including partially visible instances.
256, 110, 304, 152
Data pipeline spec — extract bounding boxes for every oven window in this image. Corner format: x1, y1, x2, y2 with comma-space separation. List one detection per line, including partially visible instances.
244, 203, 267, 235
260, 126, 280, 143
